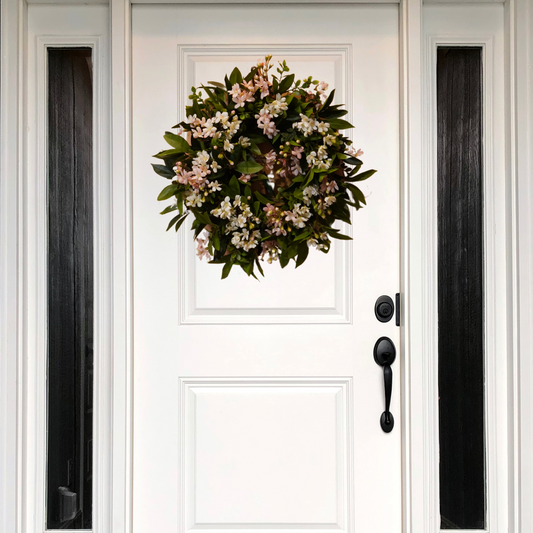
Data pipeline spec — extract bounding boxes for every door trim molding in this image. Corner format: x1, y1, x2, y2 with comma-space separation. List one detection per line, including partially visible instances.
424, 28, 507, 532
1, 1, 532, 533
506, 1, 533, 532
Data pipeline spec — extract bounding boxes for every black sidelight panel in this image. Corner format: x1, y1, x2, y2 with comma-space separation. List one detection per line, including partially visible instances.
47, 48, 93, 530
437, 47, 485, 530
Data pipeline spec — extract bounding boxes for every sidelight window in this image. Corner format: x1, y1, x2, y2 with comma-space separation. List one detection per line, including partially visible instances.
437, 46, 486, 531
46, 47, 94, 530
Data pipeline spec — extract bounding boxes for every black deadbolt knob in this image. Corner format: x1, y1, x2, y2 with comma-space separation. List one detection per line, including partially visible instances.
375, 295, 395, 323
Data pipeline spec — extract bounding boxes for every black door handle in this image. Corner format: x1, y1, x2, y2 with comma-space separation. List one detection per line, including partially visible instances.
374, 337, 396, 433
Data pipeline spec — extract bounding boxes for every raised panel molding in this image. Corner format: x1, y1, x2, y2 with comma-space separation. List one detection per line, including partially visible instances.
176, 45, 353, 325
178, 378, 354, 533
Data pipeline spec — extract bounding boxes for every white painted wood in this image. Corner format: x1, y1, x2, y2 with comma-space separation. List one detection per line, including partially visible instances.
132, 4, 401, 533
24, 5, 112, 533
398, 2, 440, 533
109, 0, 134, 532
423, 4, 509, 532
179, 378, 353, 533
506, 1, 533, 532
0, 0, 25, 532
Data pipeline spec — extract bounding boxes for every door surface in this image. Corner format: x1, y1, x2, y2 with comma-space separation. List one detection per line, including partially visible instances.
132, 4, 400, 533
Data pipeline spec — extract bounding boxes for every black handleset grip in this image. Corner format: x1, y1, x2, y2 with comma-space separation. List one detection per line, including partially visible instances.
373, 336, 396, 433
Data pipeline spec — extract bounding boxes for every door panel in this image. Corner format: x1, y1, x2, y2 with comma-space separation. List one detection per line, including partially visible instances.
132, 4, 400, 532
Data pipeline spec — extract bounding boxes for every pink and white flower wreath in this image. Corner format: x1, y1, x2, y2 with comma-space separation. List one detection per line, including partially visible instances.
153, 55, 375, 279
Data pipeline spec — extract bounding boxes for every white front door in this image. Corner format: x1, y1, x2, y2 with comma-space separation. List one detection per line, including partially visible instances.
132, 4, 400, 532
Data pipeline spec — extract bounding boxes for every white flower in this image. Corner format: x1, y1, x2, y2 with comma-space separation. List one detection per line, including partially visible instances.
193, 150, 210, 166
265, 94, 288, 117
315, 158, 332, 171
302, 185, 319, 205
324, 195, 337, 207
213, 111, 230, 127
185, 191, 203, 208
306, 151, 318, 166
208, 180, 221, 192
316, 121, 330, 134
211, 161, 221, 173
211, 196, 234, 219
323, 134, 336, 146
187, 114, 200, 126
239, 136, 251, 147
317, 145, 328, 160
224, 139, 234, 152
237, 214, 248, 228
202, 119, 217, 137
262, 120, 279, 139
294, 113, 318, 137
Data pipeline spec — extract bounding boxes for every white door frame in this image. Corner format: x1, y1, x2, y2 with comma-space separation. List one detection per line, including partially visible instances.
1, 1, 532, 533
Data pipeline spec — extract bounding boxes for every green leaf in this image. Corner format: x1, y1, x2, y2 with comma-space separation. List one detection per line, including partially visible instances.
153, 148, 182, 159
279, 252, 289, 268
191, 209, 212, 225
287, 243, 299, 260
221, 261, 233, 279
166, 214, 181, 231
294, 230, 310, 242
327, 118, 355, 130
249, 143, 262, 156
346, 183, 367, 205
229, 67, 243, 85
319, 89, 335, 112
350, 169, 376, 182
254, 191, 271, 204
248, 133, 268, 144
160, 204, 178, 215
207, 80, 226, 89
278, 73, 295, 93
213, 233, 220, 251
304, 169, 315, 187
163, 132, 191, 152
242, 261, 254, 276
229, 175, 240, 197
152, 163, 175, 179
235, 160, 263, 174
328, 232, 352, 241
295, 241, 309, 268
157, 184, 178, 201
325, 227, 353, 240
174, 213, 189, 232
244, 66, 259, 83
255, 258, 265, 277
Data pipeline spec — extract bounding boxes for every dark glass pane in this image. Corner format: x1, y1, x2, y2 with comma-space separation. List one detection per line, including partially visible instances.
47, 48, 93, 530
437, 47, 486, 530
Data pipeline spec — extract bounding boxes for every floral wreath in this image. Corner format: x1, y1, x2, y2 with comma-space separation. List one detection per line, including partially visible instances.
153, 55, 375, 279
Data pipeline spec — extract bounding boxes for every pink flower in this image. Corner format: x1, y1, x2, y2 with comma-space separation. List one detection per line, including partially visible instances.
325, 180, 339, 193
239, 174, 251, 183
346, 145, 364, 158
291, 146, 304, 159
242, 79, 255, 92
255, 75, 271, 98
196, 237, 212, 261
